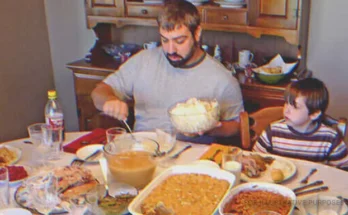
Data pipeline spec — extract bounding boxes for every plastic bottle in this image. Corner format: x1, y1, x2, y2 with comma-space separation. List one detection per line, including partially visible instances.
45, 90, 64, 138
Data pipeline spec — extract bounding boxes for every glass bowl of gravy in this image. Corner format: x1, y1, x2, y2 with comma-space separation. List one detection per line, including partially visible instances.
103, 134, 159, 189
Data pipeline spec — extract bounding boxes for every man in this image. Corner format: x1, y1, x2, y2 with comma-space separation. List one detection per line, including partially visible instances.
91, 0, 244, 144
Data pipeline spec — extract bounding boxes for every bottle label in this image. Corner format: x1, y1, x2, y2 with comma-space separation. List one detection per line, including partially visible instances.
45, 117, 64, 128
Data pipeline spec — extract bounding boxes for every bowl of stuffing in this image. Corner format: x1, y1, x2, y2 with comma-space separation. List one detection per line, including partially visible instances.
168, 98, 220, 134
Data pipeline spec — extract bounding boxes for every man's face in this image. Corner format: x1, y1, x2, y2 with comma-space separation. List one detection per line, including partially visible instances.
283, 96, 314, 131
159, 25, 200, 68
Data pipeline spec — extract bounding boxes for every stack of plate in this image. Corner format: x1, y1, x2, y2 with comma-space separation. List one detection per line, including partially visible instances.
187, 0, 210, 6
143, 0, 164, 4
215, 0, 246, 8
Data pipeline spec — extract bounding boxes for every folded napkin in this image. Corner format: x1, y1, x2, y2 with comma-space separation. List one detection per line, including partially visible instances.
63, 128, 106, 153
199, 143, 241, 164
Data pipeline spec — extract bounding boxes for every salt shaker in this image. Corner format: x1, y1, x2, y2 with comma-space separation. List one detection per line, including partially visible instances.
214, 45, 222, 62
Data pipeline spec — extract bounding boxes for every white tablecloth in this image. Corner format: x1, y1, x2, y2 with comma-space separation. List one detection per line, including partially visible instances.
3, 132, 348, 214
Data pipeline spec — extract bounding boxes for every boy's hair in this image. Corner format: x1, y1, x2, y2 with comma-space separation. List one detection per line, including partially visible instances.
157, 0, 200, 36
284, 78, 329, 116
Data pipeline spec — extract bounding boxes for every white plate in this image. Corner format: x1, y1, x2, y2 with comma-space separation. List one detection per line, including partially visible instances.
241, 152, 297, 183
0, 208, 32, 215
76, 144, 104, 163
215, 0, 246, 8
0, 145, 22, 165
128, 164, 236, 215
132, 132, 176, 154
299, 194, 348, 215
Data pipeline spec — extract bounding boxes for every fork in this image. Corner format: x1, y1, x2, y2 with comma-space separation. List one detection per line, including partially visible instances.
300, 168, 318, 184
169, 145, 192, 159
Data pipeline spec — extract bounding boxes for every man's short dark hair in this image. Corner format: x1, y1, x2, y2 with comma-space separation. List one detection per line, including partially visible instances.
157, 0, 200, 36
284, 78, 329, 116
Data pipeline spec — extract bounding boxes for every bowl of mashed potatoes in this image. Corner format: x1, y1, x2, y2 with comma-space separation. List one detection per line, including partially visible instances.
168, 98, 220, 134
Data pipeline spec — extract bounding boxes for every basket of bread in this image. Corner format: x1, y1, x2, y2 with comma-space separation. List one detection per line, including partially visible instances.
253, 54, 298, 84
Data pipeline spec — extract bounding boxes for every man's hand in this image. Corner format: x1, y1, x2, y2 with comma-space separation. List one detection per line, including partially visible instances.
102, 99, 129, 121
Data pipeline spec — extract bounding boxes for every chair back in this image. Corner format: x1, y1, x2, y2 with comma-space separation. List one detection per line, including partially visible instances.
240, 106, 348, 150
240, 106, 284, 150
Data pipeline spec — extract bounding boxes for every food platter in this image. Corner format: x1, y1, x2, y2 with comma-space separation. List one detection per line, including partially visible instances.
0, 145, 22, 166
15, 166, 98, 214
241, 152, 297, 183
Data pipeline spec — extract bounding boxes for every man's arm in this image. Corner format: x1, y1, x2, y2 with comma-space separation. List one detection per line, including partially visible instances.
207, 120, 240, 137
91, 82, 129, 120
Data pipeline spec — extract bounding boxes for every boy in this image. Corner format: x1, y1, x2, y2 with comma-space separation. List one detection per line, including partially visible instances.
253, 78, 348, 168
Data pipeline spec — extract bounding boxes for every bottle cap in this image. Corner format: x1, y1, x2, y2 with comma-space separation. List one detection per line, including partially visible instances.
48, 90, 57, 99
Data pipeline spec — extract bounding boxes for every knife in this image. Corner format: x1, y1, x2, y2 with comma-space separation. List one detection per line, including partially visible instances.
295, 186, 329, 196
293, 180, 324, 193
84, 149, 102, 161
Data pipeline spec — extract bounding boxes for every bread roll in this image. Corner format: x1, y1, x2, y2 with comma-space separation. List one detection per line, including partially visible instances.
271, 168, 284, 183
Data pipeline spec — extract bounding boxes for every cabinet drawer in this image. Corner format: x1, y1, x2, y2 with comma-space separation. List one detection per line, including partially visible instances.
205, 9, 247, 25
127, 5, 162, 18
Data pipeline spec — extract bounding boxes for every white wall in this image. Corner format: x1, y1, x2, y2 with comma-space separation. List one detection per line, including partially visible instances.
44, 0, 96, 131
307, 0, 348, 119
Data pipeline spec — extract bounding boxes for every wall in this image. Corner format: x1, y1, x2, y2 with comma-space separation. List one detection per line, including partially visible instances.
0, 0, 54, 142
44, 0, 96, 131
307, 0, 348, 120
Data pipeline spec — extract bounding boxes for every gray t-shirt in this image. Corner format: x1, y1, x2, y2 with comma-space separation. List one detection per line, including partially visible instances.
104, 47, 244, 143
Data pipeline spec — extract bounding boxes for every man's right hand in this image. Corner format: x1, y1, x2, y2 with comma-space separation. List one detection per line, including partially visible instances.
102, 99, 129, 121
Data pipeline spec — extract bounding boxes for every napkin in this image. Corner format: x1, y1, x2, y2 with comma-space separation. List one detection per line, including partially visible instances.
199, 143, 241, 164
63, 128, 106, 154
254, 54, 298, 75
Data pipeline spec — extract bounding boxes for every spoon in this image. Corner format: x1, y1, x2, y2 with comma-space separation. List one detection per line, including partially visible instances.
122, 120, 137, 141
99, 157, 112, 198
300, 168, 318, 184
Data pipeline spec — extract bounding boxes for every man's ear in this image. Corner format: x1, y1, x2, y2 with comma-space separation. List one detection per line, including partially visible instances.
194, 26, 202, 42
310, 110, 322, 121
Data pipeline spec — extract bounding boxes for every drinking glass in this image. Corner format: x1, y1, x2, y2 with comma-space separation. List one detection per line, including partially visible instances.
28, 173, 60, 215
221, 147, 243, 186
0, 167, 10, 208
27, 123, 46, 147
106, 127, 127, 144
41, 124, 63, 160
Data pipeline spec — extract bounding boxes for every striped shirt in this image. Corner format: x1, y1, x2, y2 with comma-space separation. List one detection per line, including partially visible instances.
253, 119, 348, 168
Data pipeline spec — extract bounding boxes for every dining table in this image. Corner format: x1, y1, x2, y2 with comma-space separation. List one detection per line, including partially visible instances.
2, 131, 348, 215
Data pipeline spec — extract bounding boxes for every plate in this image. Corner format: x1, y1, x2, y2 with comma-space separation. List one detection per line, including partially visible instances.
0, 208, 32, 215
15, 166, 99, 214
0, 145, 22, 166
76, 144, 104, 163
128, 164, 236, 215
132, 132, 176, 154
241, 152, 297, 183
215, 1, 246, 8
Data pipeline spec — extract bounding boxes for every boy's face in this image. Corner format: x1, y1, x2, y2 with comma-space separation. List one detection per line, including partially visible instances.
283, 96, 314, 132
160, 25, 201, 68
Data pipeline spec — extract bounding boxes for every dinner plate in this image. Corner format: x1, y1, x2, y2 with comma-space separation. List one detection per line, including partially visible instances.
76, 144, 104, 163
132, 132, 176, 154
0, 145, 22, 165
0, 208, 32, 215
241, 152, 297, 183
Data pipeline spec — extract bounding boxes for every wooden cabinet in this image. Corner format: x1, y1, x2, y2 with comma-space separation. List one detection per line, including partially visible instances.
67, 60, 134, 131
248, 0, 299, 29
85, 0, 309, 45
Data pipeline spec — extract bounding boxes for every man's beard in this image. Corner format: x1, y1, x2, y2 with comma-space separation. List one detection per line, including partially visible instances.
165, 43, 197, 68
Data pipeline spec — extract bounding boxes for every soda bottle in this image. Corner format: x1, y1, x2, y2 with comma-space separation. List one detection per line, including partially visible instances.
45, 90, 64, 138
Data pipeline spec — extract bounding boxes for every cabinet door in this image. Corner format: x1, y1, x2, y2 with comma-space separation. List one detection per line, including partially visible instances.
86, 0, 125, 17
249, 0, 299, 29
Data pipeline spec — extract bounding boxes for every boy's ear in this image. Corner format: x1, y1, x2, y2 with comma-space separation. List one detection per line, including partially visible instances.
310, 110, 322, 121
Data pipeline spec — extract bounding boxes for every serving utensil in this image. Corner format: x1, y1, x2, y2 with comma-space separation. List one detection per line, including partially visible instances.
300, 168, 317, 184
293, 180, 324, 193
169, 145, 192, 159
294, 186, 329, 196
71, 150, 103, 166
99, 157, 112, 198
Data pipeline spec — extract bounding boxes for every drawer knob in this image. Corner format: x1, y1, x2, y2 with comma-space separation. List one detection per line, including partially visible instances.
223, 15, 228, 20
141, 9, 148, 15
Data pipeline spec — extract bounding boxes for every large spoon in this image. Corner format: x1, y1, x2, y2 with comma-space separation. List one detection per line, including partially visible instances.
99, 157, 112, 198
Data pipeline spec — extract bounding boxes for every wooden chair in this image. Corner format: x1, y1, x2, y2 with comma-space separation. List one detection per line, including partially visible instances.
239, 106, 347, 150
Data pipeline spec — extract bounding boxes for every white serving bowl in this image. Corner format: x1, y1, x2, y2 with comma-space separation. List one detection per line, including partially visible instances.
302, 194, 348, 215
168, 98, 220, 134
219, 182, 296, 215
